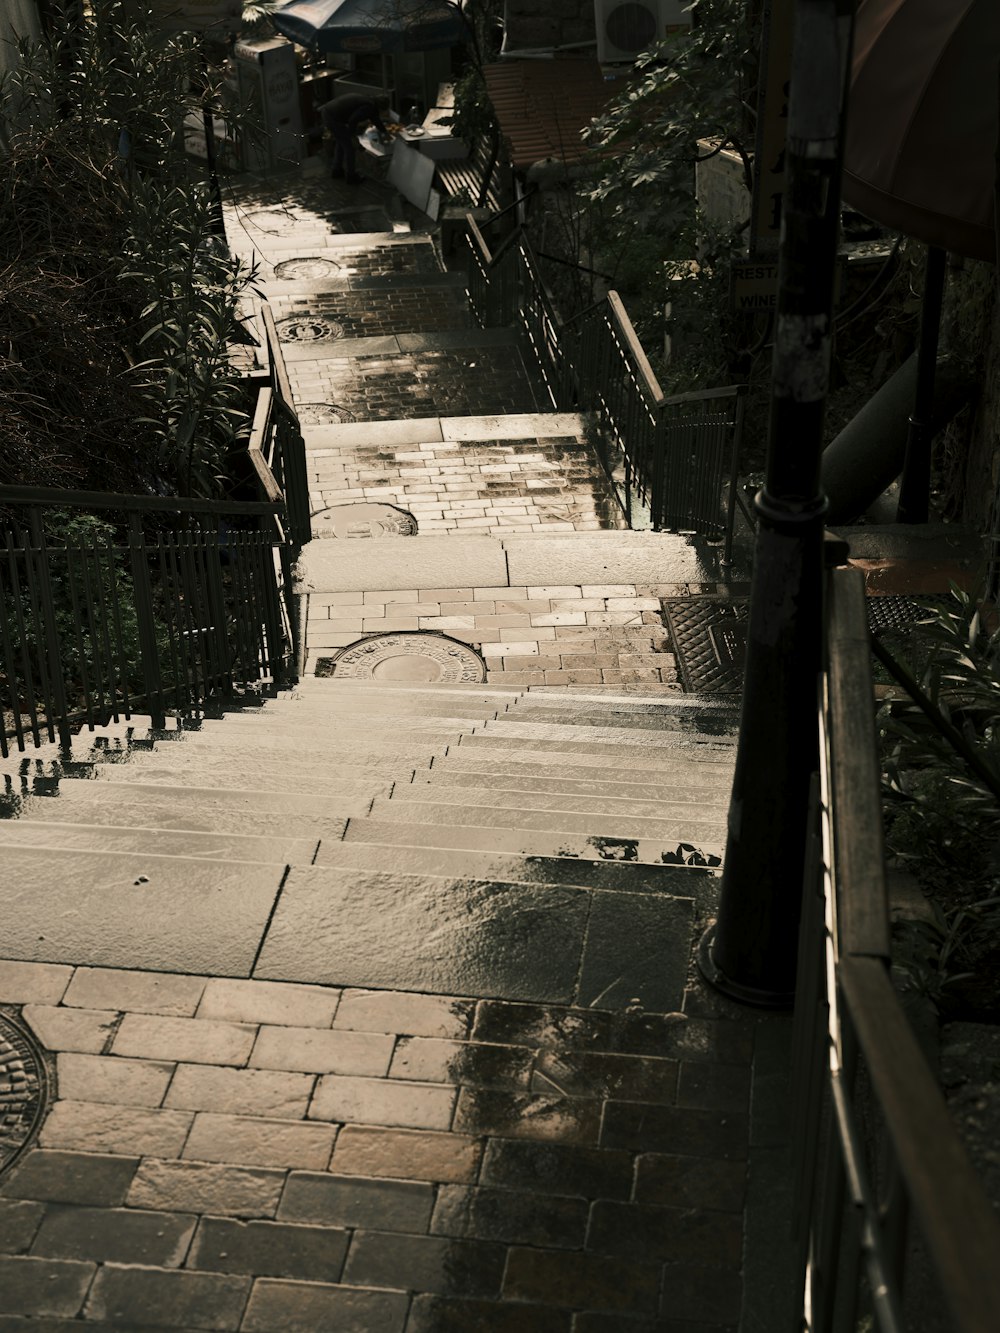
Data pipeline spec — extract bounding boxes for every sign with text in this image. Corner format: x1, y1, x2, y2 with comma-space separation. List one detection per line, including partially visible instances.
750, 0, 794, 256
730, 261, 780, 312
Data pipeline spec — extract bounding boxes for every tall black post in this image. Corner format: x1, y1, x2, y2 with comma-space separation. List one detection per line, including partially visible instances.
698, 0, 856, 1006
896, 245, 946, 523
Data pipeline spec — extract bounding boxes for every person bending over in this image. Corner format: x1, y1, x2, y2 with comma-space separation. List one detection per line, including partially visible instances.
319, 93, 390, 184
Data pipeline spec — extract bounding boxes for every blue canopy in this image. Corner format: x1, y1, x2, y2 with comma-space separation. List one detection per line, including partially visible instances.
271, 0, 466, 54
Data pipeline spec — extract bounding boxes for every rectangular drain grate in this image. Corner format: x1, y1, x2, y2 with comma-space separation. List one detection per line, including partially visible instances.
662, 599, 749, 693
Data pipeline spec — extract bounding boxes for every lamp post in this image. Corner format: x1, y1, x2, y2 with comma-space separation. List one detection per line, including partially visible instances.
698, 0, 857, 1006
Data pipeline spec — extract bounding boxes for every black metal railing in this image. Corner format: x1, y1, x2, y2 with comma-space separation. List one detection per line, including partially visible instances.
791, 565, 1000, 1331
466, 217, 746, 557
0, 490, 292, 757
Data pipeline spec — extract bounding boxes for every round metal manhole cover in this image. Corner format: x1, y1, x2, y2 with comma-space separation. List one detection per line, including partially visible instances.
331, 633, 487, 683
297, 403, 356, 425
313, 503, 417, 539
245, 208, 293, 232
0, 1012, 48, 1177
273, 257, 341, 280
275, 315, 347, 343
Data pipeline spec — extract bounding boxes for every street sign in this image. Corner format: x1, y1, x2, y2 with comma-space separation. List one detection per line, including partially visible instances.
750, 0, 795, 257
730, 261, 780, 312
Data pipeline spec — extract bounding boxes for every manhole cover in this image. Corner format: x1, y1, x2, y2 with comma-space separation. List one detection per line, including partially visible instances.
313, 503, 417, 539
273, 257, 341, 280
662, 598, 749, 693
0, 1012, 47, 1177
298, 403, 356, 425
276, 315, 347, 343
326, 633, 487, 683
245, 209, 293, 232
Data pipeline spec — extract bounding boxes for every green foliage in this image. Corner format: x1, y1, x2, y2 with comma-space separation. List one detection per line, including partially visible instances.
879, 586, 1000, 1016
0, 2, 258, 497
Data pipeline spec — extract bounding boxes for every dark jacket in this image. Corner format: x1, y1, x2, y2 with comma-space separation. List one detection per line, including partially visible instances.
319, 94, 386, 135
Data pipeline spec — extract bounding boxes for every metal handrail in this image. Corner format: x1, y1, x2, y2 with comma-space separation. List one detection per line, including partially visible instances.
791, 565, 1000, 1332
465, 217, 747, 554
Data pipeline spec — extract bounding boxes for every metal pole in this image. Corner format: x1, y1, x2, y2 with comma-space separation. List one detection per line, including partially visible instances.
698, 0, 856, 1006
895, 245, 946, 523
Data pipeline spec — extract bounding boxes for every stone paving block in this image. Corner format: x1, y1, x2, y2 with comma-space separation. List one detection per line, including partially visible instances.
278, 1172, 434, 1232
634, 1153, 747, 1212
407, 1295, 573, 1333
532, 1050, 679, 1104
31, 1204, 196, 1267
308, 1074, 456, 1130
39, 1103, 193, 1158
502, 1247, 661, 1314
55, 1053, 174, 1108
600, 1102, 750, 1160
479, 1139, 633, 1200
573, 1319, 736, 1333
0, 1200, 43, 1254
127, 1160, 285, 1218
62, 968, 206, 1017
677, 1060, 752, 1113
0, 961, 72, 1005
330, 1126, 481, 1183
112, 1015, 257, 1067
587, 1199, 743, 1267
0, 1255, 95, 1318
165, 1065, 316, 1119
183, 1114, 336, 1171
454, 1088, 600, 1146
661, 1263, 743, 1325
575, 891, 694, 1012
0, 1150, 138, 1207
333, 990, 474, 1040
84, 1264, 250, 1330
188, 1217, 349, 1281
341, 1230, 506, 1298
430, 1183, 587, 1249
388, 1038, 534, 1089
249, 1025, 394, 1077
241, 1278, 409, 1333
21, 1005, 117, 1054
196, 979, 340, 1029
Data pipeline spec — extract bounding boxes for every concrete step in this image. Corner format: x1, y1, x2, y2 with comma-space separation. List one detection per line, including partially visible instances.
296, 529, 714, 595
4, 782, 352, 839
342, 817, 723, 867
420, 761, 733, 799
195, 713, 484, 736
259, 695, 514, 718
82, 764, 387, 803
386, 784, 722, 823
455, 733, 734, 762
507, 692, 739, 716
312, 839, 715, 897
285, 679, 526, 697
86, 750, 418, 784
427, 749, 734, 783
300, 412, 587, 450
408, 769, 730, 804
365, 795, 726, 843
488, 711, 737, 738
3, 848, 286, 975
0, 820, 317, 865
252, 863, 695, 1011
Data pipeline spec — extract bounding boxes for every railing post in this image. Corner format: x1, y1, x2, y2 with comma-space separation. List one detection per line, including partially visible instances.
27, 510, 71, 750
127, 512, 165, 728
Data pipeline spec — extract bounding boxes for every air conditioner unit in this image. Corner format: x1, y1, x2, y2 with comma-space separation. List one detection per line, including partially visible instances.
594, 0, 692, 65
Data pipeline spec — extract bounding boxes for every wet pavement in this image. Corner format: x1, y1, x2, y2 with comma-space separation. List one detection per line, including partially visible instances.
0, 159, 792, 1331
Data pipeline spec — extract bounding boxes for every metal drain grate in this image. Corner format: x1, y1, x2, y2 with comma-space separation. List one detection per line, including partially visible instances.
662, 599, 749, 693
0, 1012, 48, 1176
866, 595, 930, 636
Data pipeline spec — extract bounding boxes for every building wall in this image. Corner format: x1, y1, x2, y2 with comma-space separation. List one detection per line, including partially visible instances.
503, 0, 597, 52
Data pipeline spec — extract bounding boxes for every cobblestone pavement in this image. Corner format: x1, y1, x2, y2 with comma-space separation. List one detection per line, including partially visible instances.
1, 961, 768, 1333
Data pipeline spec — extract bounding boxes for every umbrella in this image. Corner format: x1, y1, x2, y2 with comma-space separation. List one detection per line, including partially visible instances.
843, 0, 999, 263
271, 0, 466, 54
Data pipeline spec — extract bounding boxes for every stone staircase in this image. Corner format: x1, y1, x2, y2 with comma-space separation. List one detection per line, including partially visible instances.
1, 680, 735, 1011
0, 177, 757, 1331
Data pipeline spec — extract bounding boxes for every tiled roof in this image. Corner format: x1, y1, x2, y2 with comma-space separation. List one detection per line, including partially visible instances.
482, 57, 618, 170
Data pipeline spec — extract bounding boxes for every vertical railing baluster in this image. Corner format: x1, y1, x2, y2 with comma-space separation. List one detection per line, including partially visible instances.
27, 510, 69, 747
94, 531, 130, 721
64, 546, 95, 731
5, 530, 42, 748
127, 513, 165, 729
156, 535, 183, 713
0, 552, 26, 755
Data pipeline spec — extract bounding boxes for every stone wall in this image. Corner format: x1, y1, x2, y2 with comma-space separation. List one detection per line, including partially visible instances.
503, 0, 597, 52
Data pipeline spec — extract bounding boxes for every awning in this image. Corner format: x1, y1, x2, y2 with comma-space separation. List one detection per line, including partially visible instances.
271, 0, 466, 55
482, 57, 617, 171
843, 0, 999, 262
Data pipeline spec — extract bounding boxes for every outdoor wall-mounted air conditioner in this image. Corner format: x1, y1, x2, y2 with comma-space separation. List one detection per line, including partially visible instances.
594, 0, 692, 65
